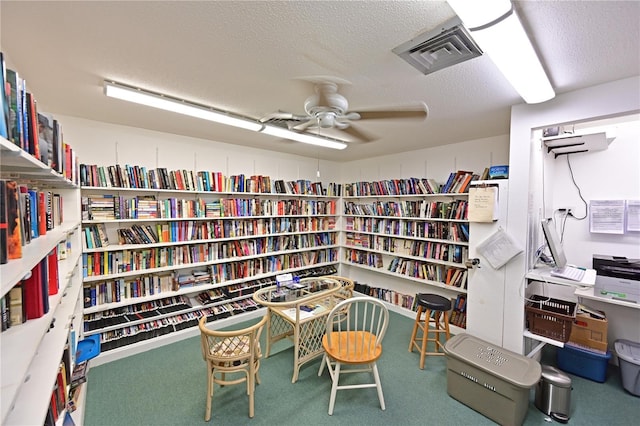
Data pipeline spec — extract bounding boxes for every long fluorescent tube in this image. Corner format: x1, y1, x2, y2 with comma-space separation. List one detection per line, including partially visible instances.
447, 0, 555, 104
260, 125, 348, 150
104, 81, 264, 132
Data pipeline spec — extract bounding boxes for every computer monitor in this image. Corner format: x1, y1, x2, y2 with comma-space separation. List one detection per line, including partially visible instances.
541, 218, 567, 268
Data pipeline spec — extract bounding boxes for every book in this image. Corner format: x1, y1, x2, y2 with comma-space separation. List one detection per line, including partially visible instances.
48, 247, 59, 296
1, 296, 8, 331
6, 180, 22, 259
70, 360, 88, 386
38, 113, 54, 165
38, 191, 47, 235
0, 52, 9, 139
5, 68, 23, 147
0, 180, 8, 264
23, 261, 44, 319
52, 119, 63, 173
19, 186, 31, 245
26, 92, 40, 160
8, 284, 26, 326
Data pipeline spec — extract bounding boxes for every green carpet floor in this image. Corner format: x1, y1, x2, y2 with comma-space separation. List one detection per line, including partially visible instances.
84, 310, 639, 425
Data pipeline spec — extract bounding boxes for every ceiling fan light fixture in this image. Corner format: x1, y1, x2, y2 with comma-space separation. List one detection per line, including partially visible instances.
103, 81, 264, 132
447, 0, 555, 104
260, 124, 348, 150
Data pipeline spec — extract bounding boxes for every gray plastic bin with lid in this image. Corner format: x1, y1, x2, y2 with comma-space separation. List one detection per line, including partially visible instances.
444, 333, 541, 425
535, 364, 572, 423
615, 339, 640, 397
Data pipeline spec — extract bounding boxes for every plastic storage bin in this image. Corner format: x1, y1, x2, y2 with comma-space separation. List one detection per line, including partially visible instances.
614, 339, 640, 396
557, 344, 611, 383
525, 295, 577, 342
444, 333, 541, 425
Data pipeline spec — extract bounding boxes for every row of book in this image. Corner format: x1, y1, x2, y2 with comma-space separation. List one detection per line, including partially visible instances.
83, 296, 191, 329
343, 170, 484, 197
93, 301, 260, 352
353, 281, 416, 310
86, 265, 338, 349
343, 199, 468, 220
85, 216, 336, 250
80, 163, 343, 196
115, 217, 335, 247
387, 256, 467, 287
449, 294, 467, 328
1, 247, 60, 331
345, 234, 468, 264
345, 177, 443, 196
82, 251, 338, 307
82, 234, 337, 277
1, 53, 79, 183
0, 180, 64, 264
345, 216, 469, 242
82, 194, 338, 221
343, 248, 468, 288
440, 170, 481, 194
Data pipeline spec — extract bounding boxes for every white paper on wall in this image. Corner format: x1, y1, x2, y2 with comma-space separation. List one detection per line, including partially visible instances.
476, 227, 523, 269
589, 200, 625, 234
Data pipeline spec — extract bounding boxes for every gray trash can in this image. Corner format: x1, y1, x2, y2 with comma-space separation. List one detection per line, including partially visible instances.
535, 364, 572, 423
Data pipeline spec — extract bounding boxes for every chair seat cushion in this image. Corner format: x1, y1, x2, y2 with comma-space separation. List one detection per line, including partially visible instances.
323, 331, 382, 364
210, 336, 251, 357
416, 293, 451, 311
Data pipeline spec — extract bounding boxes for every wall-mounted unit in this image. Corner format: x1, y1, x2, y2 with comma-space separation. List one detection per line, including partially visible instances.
542, 132, 615, 158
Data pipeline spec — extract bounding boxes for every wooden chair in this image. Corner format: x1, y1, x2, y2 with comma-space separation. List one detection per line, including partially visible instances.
317, 296, 389, 415
198, 314, 267, 421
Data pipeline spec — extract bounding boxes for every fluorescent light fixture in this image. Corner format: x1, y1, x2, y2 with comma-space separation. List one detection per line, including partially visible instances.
104, 80, 348, 149
104, 81, 264, 132
447, 0, 555, 104
260, 124, 348, 150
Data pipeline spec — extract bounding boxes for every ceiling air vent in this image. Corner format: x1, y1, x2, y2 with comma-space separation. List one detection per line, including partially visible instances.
393, 17, 482, 75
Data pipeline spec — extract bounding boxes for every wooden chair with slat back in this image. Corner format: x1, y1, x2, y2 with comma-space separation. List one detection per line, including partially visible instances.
317, 296, 389, 415
198, 314, 267, 421
322, 275, 355, 326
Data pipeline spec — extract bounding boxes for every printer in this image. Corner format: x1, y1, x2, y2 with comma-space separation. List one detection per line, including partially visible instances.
592, 255, 640, 303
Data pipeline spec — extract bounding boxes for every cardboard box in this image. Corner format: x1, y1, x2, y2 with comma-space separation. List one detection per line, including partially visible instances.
568, 311, 608, 353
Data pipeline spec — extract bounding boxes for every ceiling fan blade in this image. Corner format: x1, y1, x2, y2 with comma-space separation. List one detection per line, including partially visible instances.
259, 111, 297, 122
340, 124, 377, 143
291, 118, 317, 131
354, 104, 428, 121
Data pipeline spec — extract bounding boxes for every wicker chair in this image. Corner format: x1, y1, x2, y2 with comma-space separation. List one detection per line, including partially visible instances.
317, 296, 389, 415
322, 275, 355, 301
198, 314, 267, 421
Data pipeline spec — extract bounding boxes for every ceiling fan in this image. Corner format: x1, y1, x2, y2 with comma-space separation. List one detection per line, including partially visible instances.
260, 81, 428, 143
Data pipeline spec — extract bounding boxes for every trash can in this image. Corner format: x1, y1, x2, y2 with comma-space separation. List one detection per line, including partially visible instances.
615, 339, 640, 396
535, 364, 572, 423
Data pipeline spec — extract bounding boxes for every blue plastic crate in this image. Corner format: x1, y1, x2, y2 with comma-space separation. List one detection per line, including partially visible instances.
76, 334, 101, 363
557, 344, 611, 383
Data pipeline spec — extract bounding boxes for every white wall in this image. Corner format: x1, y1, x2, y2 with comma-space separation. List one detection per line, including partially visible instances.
57, 115, 342, 185
543, 117, 640, 267
505, 76, 640, 354
339, 135, 509, 184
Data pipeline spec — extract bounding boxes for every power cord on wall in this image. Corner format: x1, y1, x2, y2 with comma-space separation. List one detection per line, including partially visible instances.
565, 154, 588, 220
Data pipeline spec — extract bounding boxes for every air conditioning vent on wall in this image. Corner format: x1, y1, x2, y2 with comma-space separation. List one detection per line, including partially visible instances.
393, 17, 482, 75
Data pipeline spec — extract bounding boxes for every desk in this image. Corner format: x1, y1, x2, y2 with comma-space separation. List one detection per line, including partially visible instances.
253, 277, 342, 383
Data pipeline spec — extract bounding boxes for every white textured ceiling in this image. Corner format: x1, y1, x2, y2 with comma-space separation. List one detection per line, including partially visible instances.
1, 1, 639, 162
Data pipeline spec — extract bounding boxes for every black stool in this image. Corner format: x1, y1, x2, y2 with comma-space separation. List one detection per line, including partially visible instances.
408, 293, 451, 369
